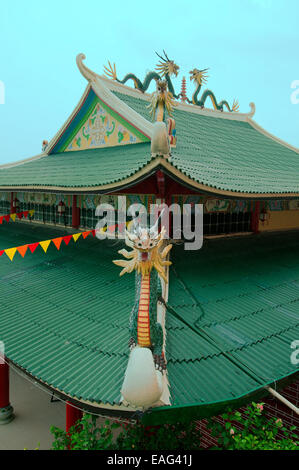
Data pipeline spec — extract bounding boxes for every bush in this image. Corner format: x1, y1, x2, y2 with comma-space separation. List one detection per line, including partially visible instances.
50, 414, 201, 450
207, 402, 299, 450
50, 402, 298, 450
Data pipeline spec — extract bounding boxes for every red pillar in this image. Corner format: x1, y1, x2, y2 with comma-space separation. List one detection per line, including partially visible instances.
10, 192, 14, 214
0, 359, 14, 424
72, 195, 80, 229
251, 201, 260, 234
66, 401, 83, 432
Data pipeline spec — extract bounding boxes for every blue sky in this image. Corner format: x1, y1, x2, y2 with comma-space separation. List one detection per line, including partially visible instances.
0, 0, 299, 163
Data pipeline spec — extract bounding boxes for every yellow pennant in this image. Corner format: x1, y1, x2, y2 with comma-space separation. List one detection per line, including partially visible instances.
39, 240, 51, 253
10, 213, 17, 222
29, 210, 35, 217
72, 233, 81, 242
5, 247, 17, 261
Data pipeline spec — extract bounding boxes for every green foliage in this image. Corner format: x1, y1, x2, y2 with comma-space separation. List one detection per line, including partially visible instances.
207, 402, 299, 450
115, 421, 201, 450
50, 402, 299, 450
50, 415, 118, 450
50, 414, 201, 450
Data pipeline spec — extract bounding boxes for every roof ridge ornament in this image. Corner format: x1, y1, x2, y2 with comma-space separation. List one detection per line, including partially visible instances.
76, 53, 101, 82
248, 102, 256, 118
104, 51, 180, 97
188, 68, 239, 112
148, 80, 177, 159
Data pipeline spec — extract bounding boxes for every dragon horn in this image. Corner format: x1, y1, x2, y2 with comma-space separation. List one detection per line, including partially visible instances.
155, 51, 167, 62
163, 50, 170, 61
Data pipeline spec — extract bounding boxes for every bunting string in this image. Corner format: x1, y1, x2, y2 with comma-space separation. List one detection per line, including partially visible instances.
0, 210, 35, 225
0, 228, 97, 262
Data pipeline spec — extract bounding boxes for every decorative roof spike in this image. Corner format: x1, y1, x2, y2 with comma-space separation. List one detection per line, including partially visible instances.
232, 99, 240, 113
103, 61, 117, 81
180, 76, 187, 103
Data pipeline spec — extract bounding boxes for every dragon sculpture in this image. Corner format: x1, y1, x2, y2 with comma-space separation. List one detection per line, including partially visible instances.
188, 68, 239, 112
113, 218, 172, 407
104, 50, 180, 98
147, 79, 176, 122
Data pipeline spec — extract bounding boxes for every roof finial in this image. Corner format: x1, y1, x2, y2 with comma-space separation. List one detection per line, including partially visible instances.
180, 76, 187, 103
76, 53, 99, 82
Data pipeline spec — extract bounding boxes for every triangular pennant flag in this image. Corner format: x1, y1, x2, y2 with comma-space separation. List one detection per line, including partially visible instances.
17, 245, 28, 258
63, 235, 72, 246
29, 210, 34, 217
4, 215, 10, 223
10, 213, 17, 222
5, 247, 17, 261
39, 240, 51, 253
28, 242, 39, 254
0, 216, 3, 225
0, 250, 4, 257
82, 231, 91, 239
52, 237, 63, 250
23, 211, 29, 219
17, 212, 23, 219
91, 229, 96, 237
72, 233, 81, 242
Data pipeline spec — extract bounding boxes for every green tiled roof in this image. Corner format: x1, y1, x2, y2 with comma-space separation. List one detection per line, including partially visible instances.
0, 143, 151, 189
114, 91, 299, 195
0, 222, 298, 423
0, 85, 298, 195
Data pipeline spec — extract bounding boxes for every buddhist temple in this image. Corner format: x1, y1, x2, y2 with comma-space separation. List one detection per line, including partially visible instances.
0, 52, 298, 432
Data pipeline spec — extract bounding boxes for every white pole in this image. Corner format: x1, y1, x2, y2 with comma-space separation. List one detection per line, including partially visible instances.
266, 386, 299, 416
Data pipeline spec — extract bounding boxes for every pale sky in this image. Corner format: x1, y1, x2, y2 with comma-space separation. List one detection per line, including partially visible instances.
0, 0, 299, 163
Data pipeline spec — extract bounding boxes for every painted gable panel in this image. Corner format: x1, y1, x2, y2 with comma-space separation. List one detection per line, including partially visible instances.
51, 88, 149, 154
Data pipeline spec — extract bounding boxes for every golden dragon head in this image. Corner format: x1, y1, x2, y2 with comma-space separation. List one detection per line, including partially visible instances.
147, 79, 177, 120
113, 216, 172, 282
155, 50, 179, 78
189, 68, 209, 85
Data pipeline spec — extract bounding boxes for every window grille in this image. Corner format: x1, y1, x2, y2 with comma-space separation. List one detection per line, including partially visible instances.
18, 202, 72, 227
203, 211, 252, 235
0, 200, 10, 215
80, 208, 99, 229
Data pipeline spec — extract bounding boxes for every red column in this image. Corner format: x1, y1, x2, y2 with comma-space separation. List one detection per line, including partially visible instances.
251, 201, 260, 234
10, 192, 14, 214
72, 195, 80, 229
66, 401, 83, 432
0, 359, 14, 424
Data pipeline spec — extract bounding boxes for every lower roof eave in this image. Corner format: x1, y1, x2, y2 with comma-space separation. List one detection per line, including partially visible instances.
8, 357, 299, 426
141, 370, 299, 426
1, 157, 299, 199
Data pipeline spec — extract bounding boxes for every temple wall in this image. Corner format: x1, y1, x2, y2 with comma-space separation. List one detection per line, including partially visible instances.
259, 210, 299, 232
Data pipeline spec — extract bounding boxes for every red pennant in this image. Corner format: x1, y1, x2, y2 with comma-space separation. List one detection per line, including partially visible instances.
63, 235, 72, 246
4, 215, 10, 223
0, 250, 4, 257
52, 237, 63, 250
28, 242, 39, 254
91, 229, 96, 237
23, 211, 29, 219
17, 212, 23, 219
82, 231, 91, 239
0, 216, 3, 225
17, 245, 28, 258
